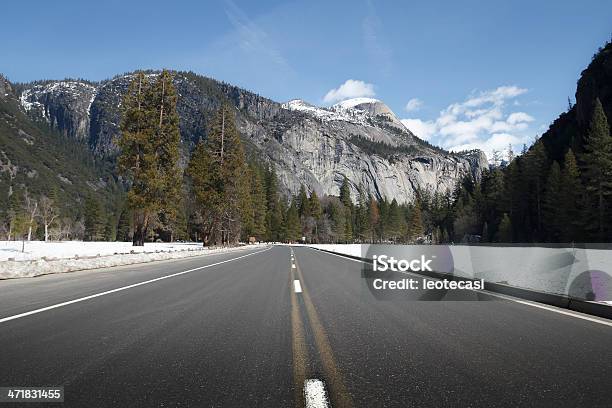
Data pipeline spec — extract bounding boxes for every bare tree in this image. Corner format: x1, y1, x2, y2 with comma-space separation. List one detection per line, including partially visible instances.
39, 195, 59, 242
23, 189, 38, 241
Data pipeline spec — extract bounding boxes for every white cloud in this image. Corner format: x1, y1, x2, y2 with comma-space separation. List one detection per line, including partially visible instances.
401, 118, 436, 140
224, 0, 289, 68
362, 0, 393, 77
404, 98, 423, 112
323, 79, 376, 104
507, 112, 534, 125
400, 85, 534, 161
448, 133, 527, 157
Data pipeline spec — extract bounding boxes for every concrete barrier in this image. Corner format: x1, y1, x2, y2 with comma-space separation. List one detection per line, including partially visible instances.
305, 245, 612, 320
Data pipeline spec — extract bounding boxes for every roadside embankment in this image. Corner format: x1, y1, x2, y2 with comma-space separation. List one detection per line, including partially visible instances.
0, 242, 267, 279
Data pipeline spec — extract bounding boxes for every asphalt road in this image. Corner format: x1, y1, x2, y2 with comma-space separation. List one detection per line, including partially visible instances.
1, 245, 611, 407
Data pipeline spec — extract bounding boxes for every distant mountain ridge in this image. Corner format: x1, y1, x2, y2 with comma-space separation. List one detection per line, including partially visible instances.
2, 70, 488, 205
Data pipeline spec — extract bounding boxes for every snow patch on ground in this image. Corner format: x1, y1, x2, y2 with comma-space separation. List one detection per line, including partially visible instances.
0, 241, 268, 279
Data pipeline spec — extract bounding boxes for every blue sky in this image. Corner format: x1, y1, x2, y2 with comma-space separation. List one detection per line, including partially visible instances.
2, 0, 611, 158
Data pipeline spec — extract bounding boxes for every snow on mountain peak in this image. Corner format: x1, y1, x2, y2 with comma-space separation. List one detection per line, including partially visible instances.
282, 96, 410, 135
331, 97, 381, 110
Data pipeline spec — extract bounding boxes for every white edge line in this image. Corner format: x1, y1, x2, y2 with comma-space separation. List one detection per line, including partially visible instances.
304, 379, 329, 408
294, 279, 302, 293
304, 247, 612, 328
0, 246, 273, 324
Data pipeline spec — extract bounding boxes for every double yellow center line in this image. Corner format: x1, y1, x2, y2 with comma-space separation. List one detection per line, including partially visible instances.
290, 248, 354, 408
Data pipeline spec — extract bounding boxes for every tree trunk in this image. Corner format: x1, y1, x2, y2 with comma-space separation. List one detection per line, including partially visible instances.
45, 224, 49, 242
27, 225, 32, 241
132, 211, 148, 246
132, 224, 145, 246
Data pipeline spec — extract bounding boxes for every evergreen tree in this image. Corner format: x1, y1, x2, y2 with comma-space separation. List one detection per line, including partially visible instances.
246, 164, 267, 240
116, 207, 132, 242
7, 190, 24, 241
339, 176, 353, 242
117, 70, 182, 246
355, 188, 370, 241
285, 199, 301, 242
407, 201, 424, 242
368, 195, 380, 243
542, 161, 563, 241
297, 184, 311, 218
497, 213, 513, 243
84, 196, 104, 241
560, 149, 582, 242
524, 140, 549, 239
309, 191, 322, 220
187, 105, 250, 245
104, 215, 116, 241
265, 167, 282, 242
580, 98, 612, 240
387, 198, 406, 242
482, 168, 505, 233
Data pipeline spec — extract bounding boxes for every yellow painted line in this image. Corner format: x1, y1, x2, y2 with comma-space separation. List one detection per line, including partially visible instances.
294, 256, 354, 408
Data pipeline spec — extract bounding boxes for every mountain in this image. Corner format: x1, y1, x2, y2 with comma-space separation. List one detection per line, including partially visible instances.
5, 71, 487, 205
0, 75, 121, 217
540, 41, 612, 162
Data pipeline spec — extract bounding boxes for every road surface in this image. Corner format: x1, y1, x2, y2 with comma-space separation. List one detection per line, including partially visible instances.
1, 245, 611, 407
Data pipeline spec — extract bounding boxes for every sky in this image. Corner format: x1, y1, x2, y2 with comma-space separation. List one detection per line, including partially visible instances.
2, 0, 611, 159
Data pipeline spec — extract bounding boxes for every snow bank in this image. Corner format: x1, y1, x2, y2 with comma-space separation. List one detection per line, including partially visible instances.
0, 241, 208, 262
0, 242, 268, 279
298, 244, 612, 302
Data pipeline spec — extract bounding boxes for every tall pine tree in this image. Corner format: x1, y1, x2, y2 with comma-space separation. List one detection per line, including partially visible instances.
187, 104, 250, 245
580, 98, 612, 240
117, 70, 182, 246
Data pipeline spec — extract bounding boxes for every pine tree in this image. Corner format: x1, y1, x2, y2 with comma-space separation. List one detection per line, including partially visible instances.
84, 196, 104, 241
309, 191, 322, 220
525, 140, 549, 239
580, 98, 612, 240
104, 215, 116, 241
355, 188, 370, 242
329, 198, 347, 243
7, 190, 25, 241
339, 176, 353, 242
542, 161, 563, 241
246, 164, 267, 240
408, 201, 424, 242
560, 149, 582, 242
497, 213, 513, 243
285, 199, 301, 242
187, 104, 250, 245
387, 198, 406, 242
368, 196, 379, 243
265, 167, 282, 242
339, 176, 351, 207
297, 184, 311, 218
116, 207, 131, 242
117, 70, 182, 246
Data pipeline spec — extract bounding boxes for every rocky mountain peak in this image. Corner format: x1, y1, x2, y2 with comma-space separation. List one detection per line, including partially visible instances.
331, 97, 407, 131
0, 75, 12, 99
18, 80, 97, 141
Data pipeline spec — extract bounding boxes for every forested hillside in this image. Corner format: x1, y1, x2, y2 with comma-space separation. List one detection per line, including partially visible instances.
446, 40, 612, 243
0, 75, 122, 241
